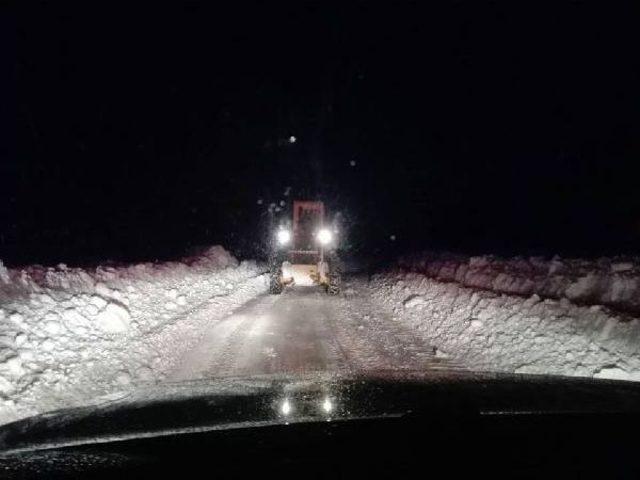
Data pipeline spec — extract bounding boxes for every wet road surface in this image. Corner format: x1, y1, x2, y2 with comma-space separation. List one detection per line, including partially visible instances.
169, 278, 462, 381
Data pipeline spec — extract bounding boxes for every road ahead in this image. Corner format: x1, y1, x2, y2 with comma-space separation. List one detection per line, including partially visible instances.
169, 278, 460, 381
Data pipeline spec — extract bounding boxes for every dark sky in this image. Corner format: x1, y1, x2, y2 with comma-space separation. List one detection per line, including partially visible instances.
5, 3, 640, 265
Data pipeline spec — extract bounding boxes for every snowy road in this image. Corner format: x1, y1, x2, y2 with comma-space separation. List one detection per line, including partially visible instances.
169, 278, 461, 381
4, 249, 639, 426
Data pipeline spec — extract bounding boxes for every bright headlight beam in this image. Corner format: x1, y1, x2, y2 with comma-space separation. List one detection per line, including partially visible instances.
321, 397, 333, 414
317, 228, 332, 245
280, 399, 292, 416
277, 230, 291, 245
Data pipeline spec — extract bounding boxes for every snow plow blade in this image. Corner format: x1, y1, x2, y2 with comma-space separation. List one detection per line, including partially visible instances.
281, 262, 328, 287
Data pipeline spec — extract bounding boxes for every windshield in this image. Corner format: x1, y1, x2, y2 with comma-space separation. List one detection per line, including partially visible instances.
3, 3, 640, 429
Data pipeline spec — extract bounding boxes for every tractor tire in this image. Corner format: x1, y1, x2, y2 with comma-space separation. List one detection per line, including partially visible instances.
268, 251, 285, 295
269, 268, 284, 295
326, 252, 342, 295
327, 278, 340, 295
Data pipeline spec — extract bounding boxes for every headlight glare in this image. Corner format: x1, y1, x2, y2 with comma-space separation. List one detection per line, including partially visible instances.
317, 228, 333, 245
276, 229, 291, 246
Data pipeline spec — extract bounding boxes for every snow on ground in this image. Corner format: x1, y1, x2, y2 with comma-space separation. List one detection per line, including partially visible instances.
0, 247, 267, 425
369, 253, 640, 382
2, 245, 639, 426
398, 251, 640, 314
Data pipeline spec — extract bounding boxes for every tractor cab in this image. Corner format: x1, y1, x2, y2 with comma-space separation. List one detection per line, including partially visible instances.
270, 200, 340, 294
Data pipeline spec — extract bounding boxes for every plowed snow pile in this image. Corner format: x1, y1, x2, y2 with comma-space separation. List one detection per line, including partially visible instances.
0, 247, 267, 425
398, 251, 640, 314
370, 253, 640, 381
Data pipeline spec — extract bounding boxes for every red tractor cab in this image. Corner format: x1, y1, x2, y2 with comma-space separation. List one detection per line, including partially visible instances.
270, 200, 340, 294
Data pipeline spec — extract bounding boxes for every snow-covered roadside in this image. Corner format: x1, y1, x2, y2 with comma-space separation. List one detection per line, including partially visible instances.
398, 252, 640, 315
369, 267, 640, 382
0, 247, 267, 425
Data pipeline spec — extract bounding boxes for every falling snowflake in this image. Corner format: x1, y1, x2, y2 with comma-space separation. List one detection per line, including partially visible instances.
280, 200, 285, 206
289, 136, 296, 143
350, 160, 357, 167
390, 235, 396, 241
284, 186, 291, 196
257, 199, 263, 205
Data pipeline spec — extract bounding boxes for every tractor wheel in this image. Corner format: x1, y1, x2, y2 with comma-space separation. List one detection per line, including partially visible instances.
269, 267, 284, 294
326, 253, 342, 295
327, 277, 340, 295
268, 252, 285, 295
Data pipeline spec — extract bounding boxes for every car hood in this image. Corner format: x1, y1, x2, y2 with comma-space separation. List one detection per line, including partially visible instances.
2, 369, 640, 455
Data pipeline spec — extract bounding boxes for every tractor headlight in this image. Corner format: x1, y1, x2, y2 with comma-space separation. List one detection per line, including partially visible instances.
317, 228, 333, 245
276, 229, 291, 246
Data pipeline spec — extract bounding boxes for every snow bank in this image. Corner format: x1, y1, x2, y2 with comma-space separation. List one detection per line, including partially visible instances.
398, 252, 640, 315
0, 247, 267, 425
369, 269, 640, 382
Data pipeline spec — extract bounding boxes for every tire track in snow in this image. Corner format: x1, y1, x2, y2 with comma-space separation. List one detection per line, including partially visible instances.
168, 276, 466, 381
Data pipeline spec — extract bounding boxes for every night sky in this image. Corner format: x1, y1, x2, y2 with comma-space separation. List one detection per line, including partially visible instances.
5, 3, 640, 266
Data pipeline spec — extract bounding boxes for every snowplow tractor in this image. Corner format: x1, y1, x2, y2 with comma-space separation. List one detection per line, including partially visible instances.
269, 200, 341, 295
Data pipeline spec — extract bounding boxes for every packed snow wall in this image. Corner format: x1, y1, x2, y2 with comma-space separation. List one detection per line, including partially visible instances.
398, 252, 640, 315
369, 252, 640, 382
0, 247, 268, 425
